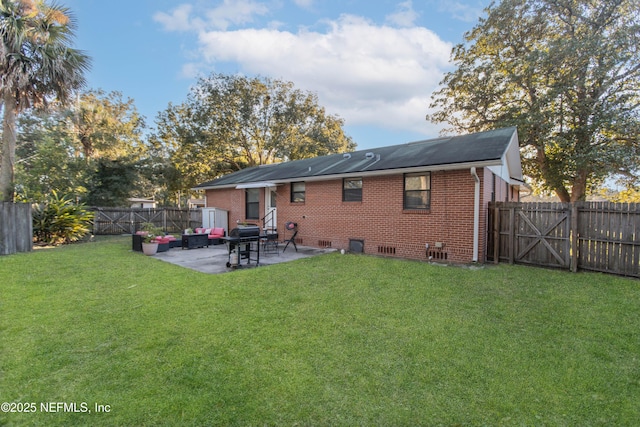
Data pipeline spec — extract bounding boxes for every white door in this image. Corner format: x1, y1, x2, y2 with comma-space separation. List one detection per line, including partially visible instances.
264, 189, 277, 232
202, 208, 228, 231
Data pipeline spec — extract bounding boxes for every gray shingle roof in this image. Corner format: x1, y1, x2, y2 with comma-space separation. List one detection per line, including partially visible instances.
195, 127, 519, 189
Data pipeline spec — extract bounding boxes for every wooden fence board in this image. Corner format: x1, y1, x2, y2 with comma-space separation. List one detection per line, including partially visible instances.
577, 202, 640, 277
487, 202, 640, 278
0, 203, 32, 255
90, 207, 202, 235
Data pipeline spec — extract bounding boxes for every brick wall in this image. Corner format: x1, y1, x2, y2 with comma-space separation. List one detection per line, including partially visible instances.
205, 167, 518, 263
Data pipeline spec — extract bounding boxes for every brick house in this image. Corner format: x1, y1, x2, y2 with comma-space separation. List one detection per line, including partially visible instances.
194, 127, 524, 263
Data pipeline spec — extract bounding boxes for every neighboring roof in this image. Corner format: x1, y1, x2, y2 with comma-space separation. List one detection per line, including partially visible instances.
195, 127, 523, 190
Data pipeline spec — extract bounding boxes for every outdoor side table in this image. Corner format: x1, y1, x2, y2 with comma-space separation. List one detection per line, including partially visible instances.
181, 233, 209, 249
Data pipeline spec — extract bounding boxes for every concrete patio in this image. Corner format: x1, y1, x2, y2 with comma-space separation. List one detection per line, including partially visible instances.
152, 241, 335, 274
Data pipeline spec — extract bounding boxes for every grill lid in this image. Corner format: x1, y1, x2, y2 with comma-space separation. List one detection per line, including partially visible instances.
229, 225, 261, 238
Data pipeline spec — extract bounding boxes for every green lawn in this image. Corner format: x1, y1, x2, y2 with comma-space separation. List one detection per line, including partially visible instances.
1, 237, 639, 426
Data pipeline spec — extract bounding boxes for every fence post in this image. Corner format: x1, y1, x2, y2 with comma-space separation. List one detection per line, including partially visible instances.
163, 209, 167, 232
508, 204, 515, 264
493, 204, 500, 264
570, 203, 579, 273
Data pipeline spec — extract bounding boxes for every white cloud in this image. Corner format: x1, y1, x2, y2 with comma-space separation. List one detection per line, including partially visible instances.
155, 5, 453, 138
438, 0, 486, 23
154, 0, 270, 32
196, 14, 451, 134
205, 0, 270, 30
385, 0, 419, 28
153, 4, 198, 32
180, 62, 205, 79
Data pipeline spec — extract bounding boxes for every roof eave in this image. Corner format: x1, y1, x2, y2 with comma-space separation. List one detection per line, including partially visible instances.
192, 159, 503, 191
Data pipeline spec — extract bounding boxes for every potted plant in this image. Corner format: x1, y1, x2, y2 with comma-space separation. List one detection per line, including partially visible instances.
140, 223, 163, 256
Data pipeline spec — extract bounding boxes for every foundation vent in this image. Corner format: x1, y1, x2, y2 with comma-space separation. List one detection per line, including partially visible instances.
428, 250, 448, 260
377, 245, 396, 255
318, 240, 332, 248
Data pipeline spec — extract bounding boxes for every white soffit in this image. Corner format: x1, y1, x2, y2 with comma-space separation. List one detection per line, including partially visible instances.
235, 182, 277, 189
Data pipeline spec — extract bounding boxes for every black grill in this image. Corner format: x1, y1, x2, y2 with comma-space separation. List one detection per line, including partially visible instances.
224, 225, 262, 268
229, 225, 261, 238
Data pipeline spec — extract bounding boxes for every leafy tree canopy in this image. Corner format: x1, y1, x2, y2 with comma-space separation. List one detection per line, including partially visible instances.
69, 89, 147, 160
152, 73, 356, 190
84, 157, 141, 207
428, 0, 640, 202
13, 89, 150, 204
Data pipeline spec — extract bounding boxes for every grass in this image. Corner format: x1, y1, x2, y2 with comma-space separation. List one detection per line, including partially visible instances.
1, 236, 639, 426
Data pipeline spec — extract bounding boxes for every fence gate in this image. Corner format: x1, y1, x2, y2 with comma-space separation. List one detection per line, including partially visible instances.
489, 202, 571, 269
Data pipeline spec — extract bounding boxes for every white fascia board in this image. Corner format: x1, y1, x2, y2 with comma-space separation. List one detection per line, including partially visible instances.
488, 131, 523, 184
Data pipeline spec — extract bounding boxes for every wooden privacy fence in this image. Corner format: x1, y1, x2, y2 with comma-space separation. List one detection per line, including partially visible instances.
488, 202, 640, 278
0, 202, 32, 255
91, 207, 202, 235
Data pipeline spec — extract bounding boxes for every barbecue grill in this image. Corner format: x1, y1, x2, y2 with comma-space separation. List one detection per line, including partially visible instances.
229, 225, 261, 238
223, 225, 262, 268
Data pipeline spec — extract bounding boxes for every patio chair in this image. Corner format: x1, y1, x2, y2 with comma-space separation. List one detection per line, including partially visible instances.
282, 221, 298, 252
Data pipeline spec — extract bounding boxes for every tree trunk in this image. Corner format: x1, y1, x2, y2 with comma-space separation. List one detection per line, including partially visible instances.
555, 186, 571, 203
570, 170, 588, 202
0, 92, 17, 202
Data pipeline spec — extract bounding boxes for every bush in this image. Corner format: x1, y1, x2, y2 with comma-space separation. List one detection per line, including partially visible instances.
139, 222, 164, 243
32, 191, 95, 246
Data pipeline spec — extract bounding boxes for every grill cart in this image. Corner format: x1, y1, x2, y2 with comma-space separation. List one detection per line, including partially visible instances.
223, 225, 261, 268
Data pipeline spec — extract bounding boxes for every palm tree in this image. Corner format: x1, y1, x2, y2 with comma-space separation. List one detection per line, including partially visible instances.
0, 0, 90, 201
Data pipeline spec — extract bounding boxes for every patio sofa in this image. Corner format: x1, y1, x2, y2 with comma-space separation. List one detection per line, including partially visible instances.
132, 232, 179, 252
154, 235, 178, 252
194, 227, 226, 245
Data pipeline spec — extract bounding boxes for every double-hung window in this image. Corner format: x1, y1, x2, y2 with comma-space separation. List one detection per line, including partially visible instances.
404, 172, 431, 209
291, 182, 305, 203
343, 177, 362, 202
245, 188, 259, 219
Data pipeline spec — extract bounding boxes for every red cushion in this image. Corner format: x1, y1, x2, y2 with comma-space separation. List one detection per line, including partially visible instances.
210, 227, 224, 237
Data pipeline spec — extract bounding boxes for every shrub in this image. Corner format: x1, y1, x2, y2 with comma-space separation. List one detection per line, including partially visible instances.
32, 191, 95, 246
139, 222, 164, 243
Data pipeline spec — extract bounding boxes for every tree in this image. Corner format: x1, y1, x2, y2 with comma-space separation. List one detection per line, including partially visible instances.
0, 0, 90, 201
428, 0, 640, 202
12, 89, 148, 203
14, 110, 88, 201
84, 157, 141, 207
153, 73, 356, 191
69, 89, 146, 160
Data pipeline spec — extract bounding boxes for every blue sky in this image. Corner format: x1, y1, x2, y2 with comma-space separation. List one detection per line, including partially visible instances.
63, 0, 490, 150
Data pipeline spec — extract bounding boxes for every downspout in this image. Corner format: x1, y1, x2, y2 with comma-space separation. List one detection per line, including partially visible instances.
470, 167, 480, 263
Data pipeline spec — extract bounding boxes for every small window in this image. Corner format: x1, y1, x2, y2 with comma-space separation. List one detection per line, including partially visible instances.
245, 188, 259, 219
291, 182, 305, 203
404, 172, 431, 209
343, 177, 362, 202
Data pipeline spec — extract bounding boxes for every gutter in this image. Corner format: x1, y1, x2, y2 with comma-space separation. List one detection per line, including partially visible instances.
470, 167, 480, 263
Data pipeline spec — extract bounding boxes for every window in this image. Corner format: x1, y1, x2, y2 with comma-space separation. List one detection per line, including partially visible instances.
343, 177, 362, 202
245, 188, 259, 219
291, 182, 305, 203
404, 172, 431, 209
